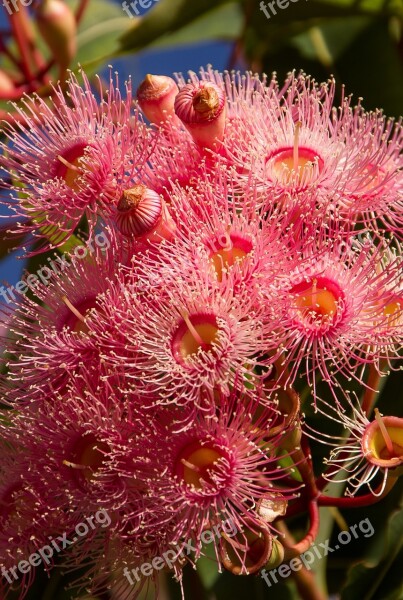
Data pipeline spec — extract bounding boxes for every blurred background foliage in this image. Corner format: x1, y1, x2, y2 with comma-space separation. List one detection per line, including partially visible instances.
1, 0, 402, 598
116, 0, 403, 117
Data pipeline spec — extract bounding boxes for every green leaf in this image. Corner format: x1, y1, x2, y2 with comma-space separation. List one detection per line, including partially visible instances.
119, 0, 235, 53
146, 3, 243, 50
336, 18, 403, 118
57, 232, 87, 255
277, 451, 303, 482
196, 542, 221, 590
341, 499, 403, 600
290, 16, 372, 64
66, 0, 132, 73
256, 0, 402, 23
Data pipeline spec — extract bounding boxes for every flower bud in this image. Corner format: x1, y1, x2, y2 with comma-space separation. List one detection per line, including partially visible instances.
174, 80, 226, 150
0, 69, 15, 99
264, 538, 285, 570
115, 185, 176, 242
136, 74, 179, 125
35, 0, 77, 70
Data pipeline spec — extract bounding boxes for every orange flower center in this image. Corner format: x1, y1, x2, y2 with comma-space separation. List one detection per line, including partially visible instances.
291, 277, 341, 330
356, 164, 384, 195
209, 233, 253, 281
172, 313, 219, 364
268, 146, 323, 188
383, 298, 403, 327
175, 441, 228, 490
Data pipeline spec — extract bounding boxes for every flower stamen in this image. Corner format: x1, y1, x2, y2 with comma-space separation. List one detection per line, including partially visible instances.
56, 148, 85, 190
62, 295, 85, 323
293, 121, 301, 172
181, 311, 210, 352
57, 154, 80, 172
62, 460, 87, 470
374, 408, 396, 458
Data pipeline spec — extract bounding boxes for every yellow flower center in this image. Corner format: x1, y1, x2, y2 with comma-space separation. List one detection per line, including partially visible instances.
180, 446, 223, 488
362, 412, 403, 467
292, 277, 341, 330
383, 299, 403, 327
267, 125, 323, 188
172, 313, 219, 364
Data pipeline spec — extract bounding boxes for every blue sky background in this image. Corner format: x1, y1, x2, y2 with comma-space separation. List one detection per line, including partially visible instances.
0, 2, 232, 289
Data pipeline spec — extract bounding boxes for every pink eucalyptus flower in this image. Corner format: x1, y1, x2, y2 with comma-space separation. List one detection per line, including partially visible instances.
305, 391, 403, 496
138, 389, 297, 560
91, 245, 281, 408
272, 232, 403, 395
0, 228, 128, 406
0, 71, 152, 254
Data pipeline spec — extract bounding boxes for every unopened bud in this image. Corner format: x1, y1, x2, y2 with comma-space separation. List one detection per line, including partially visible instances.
136, 74, 179, 125
116, 185, 176, 242
265, 538, 285, 570
36, 0, 77, 70
0, 70, 15, 99
174, 80, 226, 150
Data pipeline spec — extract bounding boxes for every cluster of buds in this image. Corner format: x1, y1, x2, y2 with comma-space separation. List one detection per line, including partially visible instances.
0, 64, 402, 599
0, 0, 85, 125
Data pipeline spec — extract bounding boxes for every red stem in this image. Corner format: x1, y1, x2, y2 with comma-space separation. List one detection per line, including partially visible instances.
294, 437, 318, 499
285, 495, 310, 518
32, 59, 56, 85
318, 475, 398, 508
285, 500, 320, 555
75, 0, 90, 24
8, 4, 34, 81
277, 514, 326, 600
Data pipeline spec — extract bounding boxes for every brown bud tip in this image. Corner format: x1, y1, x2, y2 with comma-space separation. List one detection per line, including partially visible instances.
117, 185, 146, 213
137, 74, 173, 101
174, 81, 226, 149
115, 185, 163, 238
192, 86, 220, 117
136, 74, 178, 124
175, 81, 225, 125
